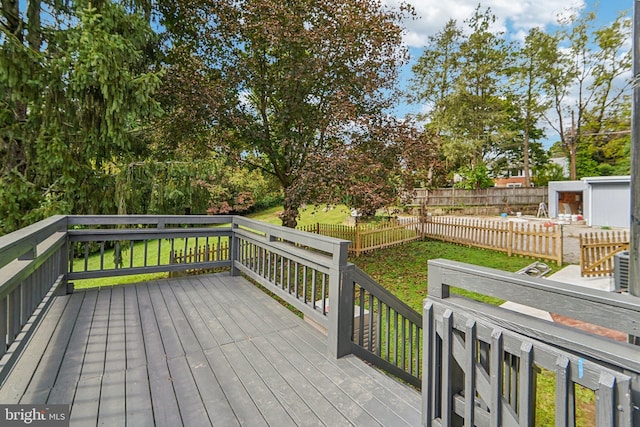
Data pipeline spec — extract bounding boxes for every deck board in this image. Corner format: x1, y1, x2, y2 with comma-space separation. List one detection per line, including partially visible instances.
99, 285, 126, 426
0, 272, 421, 426
124, 285, 147, 369
48, 290, 97, 405
0, 295, 72, 403
185, 350, 240, 427
136, 283, 182, 427
125, 365, 155, 427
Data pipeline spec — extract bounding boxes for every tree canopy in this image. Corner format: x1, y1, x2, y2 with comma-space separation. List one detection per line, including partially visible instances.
0, 0, 162, 233
409, 5, 632, 185
0, 0, 633, 234
158, 0, 420, 227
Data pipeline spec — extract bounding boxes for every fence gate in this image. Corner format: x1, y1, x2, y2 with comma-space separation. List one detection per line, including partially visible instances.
579, 231, 629, 277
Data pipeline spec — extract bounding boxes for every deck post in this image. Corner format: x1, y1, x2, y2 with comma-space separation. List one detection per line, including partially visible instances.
59, 216, 72, 294
230, 221, 241, 276
328, 241, 351, 358
427, 263, 449, 299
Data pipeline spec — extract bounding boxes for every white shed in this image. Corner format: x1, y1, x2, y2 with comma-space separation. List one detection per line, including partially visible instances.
548, 176, 631, 228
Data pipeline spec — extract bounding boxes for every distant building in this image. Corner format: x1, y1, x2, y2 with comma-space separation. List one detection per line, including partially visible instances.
549, 157, 570, 178
548, 176, 630, 228
493, 167, 526, 188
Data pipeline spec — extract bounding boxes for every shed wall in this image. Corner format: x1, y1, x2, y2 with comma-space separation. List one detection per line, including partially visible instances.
588, 182, 630, 228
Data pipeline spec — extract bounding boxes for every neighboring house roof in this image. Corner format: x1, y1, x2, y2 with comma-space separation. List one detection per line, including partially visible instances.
581, 175, 630, 184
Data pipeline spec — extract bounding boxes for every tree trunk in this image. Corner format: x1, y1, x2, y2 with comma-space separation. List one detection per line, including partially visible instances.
569, 142, 577, 180
1, 0, 28, 175
280, 192, 299, 228
26, 0, 42, 50
280, 186, 300, 228
3, 0, 22, 40
523, 132, 531, 187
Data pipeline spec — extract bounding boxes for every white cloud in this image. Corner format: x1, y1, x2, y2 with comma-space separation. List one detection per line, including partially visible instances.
385, 0, 586, 48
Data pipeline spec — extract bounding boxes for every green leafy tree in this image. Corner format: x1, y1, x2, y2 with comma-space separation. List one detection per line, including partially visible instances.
508, 28, 556, 186
289, 117, 437, 217
408, 19, 462, 129
532, 162, 566, 187
454, 164, 493, 190
159, 0, 416, 227
544, 8, 631, 179
116, 157, 279, 215
580, 11, 632, 176
410, 6, 514, 176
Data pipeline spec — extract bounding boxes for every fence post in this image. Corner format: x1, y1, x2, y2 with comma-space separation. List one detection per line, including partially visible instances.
508, 221, 514, 257
556, 225, 563, 266
355, 224, 361, 257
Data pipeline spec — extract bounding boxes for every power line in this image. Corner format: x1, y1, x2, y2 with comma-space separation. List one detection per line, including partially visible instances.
579, 130, 631, 137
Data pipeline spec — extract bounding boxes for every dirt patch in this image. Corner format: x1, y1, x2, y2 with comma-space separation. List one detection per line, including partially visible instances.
559, 222, 590, 264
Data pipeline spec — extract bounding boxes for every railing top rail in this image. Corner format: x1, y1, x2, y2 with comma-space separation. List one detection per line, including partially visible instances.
232, 216, 350, 266
427, 294, 640, 375
428, 258, 640, 338
0, 215, 68, 269
67, 214, 235, 227
348, 264, 422, 325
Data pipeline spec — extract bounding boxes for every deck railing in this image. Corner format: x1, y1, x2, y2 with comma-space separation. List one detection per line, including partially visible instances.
0, 215, 69, 383
0, 215, 365, 374
343, 264, 422, 388
4, 215, 640, 425
425, 259, 640, 426
66, 215, 236, 279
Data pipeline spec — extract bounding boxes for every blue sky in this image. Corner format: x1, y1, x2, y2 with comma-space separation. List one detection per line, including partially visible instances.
390, 0, 633, 146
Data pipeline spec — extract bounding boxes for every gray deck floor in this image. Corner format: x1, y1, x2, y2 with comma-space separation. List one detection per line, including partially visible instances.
0, 273, 421, 426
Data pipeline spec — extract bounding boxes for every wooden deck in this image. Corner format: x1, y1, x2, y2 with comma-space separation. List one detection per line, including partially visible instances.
0, 273, 421, 426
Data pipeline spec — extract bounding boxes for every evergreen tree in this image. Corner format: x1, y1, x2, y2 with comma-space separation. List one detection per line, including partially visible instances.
0, 0, 162, 233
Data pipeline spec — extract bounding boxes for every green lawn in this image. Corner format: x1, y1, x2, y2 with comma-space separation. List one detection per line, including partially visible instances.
247, 204, 351, 226
354, 239, 562, 310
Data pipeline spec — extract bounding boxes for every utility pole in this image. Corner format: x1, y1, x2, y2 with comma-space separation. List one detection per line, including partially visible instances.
569, 111, 577, 180
630, 0, 640, 344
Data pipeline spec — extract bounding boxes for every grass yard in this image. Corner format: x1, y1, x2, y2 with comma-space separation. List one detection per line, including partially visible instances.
247, 204, 351, 226
354, 239, 562, 310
